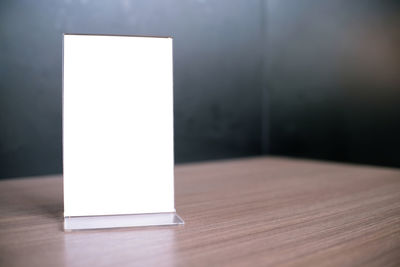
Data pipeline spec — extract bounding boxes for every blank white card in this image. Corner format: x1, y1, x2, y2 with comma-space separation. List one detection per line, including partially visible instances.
63, 34, 175, 217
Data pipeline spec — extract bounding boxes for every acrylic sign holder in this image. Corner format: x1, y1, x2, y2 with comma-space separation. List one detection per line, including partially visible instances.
62, 34, 183, 230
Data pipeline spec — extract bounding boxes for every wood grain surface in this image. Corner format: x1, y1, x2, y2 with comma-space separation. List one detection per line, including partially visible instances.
0, 157, 399, 266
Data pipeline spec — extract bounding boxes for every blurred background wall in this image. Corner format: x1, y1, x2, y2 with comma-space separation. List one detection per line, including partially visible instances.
0, 0, 264, 178
0, 0, 399, 179
265, 0, 400, 167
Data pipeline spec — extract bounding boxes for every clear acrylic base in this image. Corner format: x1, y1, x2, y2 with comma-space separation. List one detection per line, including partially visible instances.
64, 212, 184, 231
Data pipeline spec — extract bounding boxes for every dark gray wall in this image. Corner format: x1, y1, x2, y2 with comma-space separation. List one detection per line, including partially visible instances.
0, 0, 264, 179
266, 0, 400, 167
2, 0, 400, 179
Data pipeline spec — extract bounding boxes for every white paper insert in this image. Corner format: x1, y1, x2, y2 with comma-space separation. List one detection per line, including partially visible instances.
63, 34, 175, 217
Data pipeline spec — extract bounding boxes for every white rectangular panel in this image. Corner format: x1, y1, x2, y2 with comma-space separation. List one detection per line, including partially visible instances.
63, 34, 175, 217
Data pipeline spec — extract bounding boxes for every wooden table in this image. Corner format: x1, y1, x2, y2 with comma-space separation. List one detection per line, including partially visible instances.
1, 157, 400, 266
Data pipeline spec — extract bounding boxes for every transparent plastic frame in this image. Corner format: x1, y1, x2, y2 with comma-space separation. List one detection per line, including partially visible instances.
64, 212, 184, 231
62, 34, 184, 231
